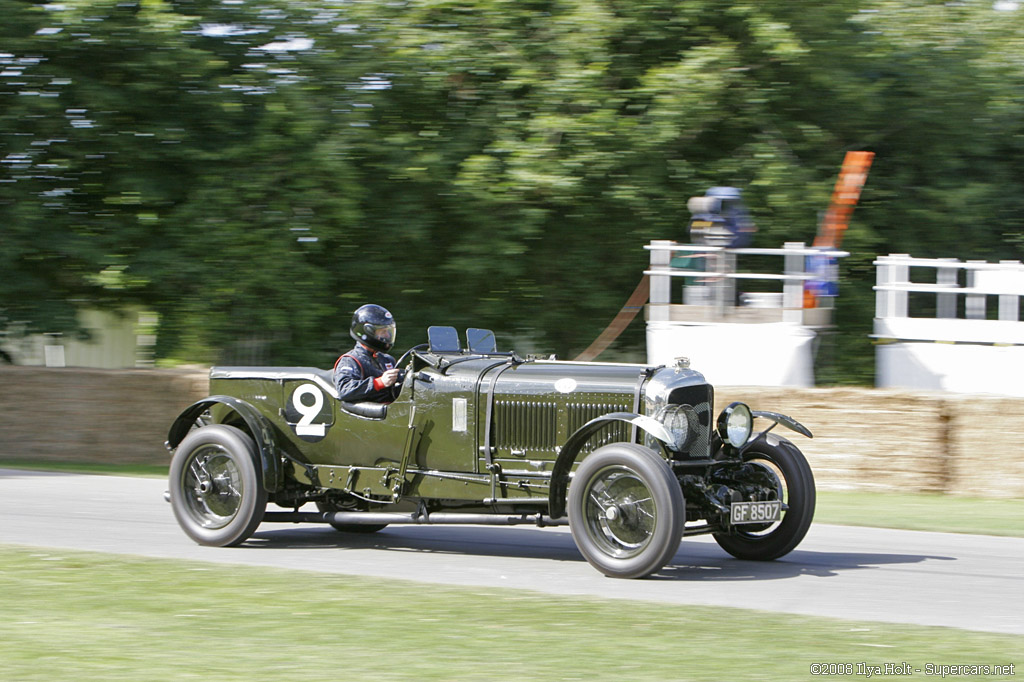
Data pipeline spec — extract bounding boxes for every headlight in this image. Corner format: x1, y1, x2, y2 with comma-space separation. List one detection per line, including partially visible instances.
652, 404, 699, 452
717, 402, 753, 448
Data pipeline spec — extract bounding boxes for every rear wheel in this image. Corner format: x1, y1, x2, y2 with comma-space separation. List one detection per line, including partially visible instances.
568, 443, 685, 579
169, 424, 267, 547
713, 434, 815, 561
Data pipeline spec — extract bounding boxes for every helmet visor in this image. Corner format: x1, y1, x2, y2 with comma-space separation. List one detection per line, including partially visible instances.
366, 323, 395, 348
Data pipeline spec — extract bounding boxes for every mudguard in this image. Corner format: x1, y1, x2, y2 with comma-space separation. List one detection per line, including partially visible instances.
166, 395, 281, 492
752, 410, 813, 439
548, 412, 676, 519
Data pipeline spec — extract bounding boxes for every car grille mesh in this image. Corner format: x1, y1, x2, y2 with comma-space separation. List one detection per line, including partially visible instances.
492, 387, 712, 458
566, 401, 631, 454
684, 403, 712, 458
670, 384, 714, 459
493, 398, 631, 456
494, 399, 558, 453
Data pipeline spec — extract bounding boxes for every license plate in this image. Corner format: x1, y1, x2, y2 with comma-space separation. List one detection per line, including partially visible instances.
730, 500, 782, 525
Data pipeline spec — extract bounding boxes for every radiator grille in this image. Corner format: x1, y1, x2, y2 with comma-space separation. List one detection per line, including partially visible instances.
492, 398, 634, 456
669, 384, 714, 459
494, 399, 558, 453
567, 401, 631, 455
492, 390, 714, 458
683, 402, 713, 458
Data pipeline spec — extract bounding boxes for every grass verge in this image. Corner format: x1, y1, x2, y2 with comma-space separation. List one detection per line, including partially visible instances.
0, 545, 1019, 682
815, 491, 1024, 537
0, 458, 168, 478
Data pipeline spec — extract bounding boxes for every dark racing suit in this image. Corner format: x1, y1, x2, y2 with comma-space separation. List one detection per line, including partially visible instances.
333, 344, 400, 403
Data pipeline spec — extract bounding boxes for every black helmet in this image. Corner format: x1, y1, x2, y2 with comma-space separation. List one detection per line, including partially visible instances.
350, 304, 396, 353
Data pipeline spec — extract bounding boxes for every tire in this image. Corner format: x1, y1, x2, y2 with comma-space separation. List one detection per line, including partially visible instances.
568, 443, 685, 579
713, 433, 815, 561
169, 424, 267, 547
315, 501, 388, 534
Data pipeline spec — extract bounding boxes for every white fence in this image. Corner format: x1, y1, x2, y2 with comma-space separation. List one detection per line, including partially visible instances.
874, 254, 1024, 395
644, 240, 849, 326
643, 240, 848, 386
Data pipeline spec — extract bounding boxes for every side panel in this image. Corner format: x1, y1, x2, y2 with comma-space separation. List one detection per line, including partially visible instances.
405, 367, 480, 475
207, 369, 408, 470
205, 365, 490, 501
277, 377, 407, 468
476, 361, 645, 474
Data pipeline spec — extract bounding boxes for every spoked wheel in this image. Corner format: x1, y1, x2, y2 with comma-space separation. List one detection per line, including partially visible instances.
568, 443, 685, 579
169, 424, 267, 547
713, 433, 815, 561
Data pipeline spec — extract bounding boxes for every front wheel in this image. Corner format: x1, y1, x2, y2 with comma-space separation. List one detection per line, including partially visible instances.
713, 433, 815, 561
568, 443, 685, 579
169, 424, 267, 547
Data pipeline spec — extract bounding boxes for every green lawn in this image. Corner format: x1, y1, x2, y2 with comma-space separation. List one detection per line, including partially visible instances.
815, 490, 1024, 538
0, 546, 1019, 682
0, 458, 169, 478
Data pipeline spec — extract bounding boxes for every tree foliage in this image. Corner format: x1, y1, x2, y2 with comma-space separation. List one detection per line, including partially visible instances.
2, 0, 1023, 378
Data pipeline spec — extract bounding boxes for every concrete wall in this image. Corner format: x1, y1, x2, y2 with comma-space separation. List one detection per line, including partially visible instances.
1, 367, 1021, 498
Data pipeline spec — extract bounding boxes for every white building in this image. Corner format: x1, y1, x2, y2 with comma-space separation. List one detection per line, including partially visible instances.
1, 308, 157, 369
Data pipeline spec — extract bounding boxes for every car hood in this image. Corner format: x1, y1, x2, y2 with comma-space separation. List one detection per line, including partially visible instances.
439, 358, 707, 406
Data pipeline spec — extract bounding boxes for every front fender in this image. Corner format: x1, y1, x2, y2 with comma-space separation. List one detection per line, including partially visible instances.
548, 412, 674, 519
752, 410, 813, 439
167, 396, 282, 492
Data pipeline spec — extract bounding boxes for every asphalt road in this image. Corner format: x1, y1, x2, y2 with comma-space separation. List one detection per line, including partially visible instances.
1, 468, 1021, 635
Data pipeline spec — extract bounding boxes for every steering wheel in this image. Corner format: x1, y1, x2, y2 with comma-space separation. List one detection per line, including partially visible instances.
395, 343, 428, 368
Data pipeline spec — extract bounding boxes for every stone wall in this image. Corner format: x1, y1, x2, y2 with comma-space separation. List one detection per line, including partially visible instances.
1, 367, 1021, 497
0, 366, 208, 466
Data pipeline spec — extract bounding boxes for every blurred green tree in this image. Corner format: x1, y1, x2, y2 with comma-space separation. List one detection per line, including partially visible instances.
2, 0, 1022, 379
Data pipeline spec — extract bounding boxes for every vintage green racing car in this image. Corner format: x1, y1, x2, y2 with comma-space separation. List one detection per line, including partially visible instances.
166, 326, 815, 579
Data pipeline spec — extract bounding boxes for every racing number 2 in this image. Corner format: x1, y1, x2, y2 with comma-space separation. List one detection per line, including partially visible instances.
292, 384, 326, 437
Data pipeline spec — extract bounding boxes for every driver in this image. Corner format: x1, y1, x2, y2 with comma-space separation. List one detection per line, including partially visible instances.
333, 304, 402, 403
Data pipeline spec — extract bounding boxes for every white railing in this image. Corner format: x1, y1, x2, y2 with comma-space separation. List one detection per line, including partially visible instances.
874, 254, 1024, 345
873, 254, 1024, 395
644, 240, 849, 326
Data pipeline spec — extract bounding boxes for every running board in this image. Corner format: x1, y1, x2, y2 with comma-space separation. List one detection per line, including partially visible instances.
263, 510, 569, 527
